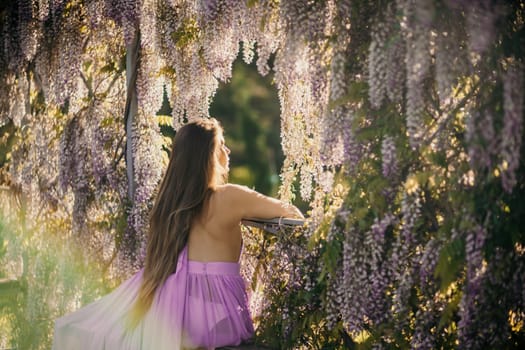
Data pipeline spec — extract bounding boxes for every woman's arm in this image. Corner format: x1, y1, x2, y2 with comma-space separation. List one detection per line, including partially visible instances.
221, 184, 304, 221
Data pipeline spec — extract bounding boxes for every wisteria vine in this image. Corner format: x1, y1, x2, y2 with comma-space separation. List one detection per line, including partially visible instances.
0, 0, 524, 348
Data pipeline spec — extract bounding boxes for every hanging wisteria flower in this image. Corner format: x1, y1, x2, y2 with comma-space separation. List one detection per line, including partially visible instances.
418, 238, 442, 291
366, 214, 395, 325
458, 218, 488, 349
400, 0, 433, 149
385, 4, 405, 104
466, 0, 498, 55
368, 15, 388, 109
434, 10, 469, 105
390, 189, 422, 331
50, 6, 86, 107
329, 50, 348, 102
324, 265, 345, 329
341, 226, 367, 332
411, 299, 440, 349
122, 112, 164, 268
18, 0, 41, 62
299, 163, 313, 201
381, 135, 398, 179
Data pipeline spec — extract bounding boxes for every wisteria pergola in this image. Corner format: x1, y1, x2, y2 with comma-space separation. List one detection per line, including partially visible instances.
0, 0, 524, 348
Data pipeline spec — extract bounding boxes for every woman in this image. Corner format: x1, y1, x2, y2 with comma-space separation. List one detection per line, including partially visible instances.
53, 117, 303, 349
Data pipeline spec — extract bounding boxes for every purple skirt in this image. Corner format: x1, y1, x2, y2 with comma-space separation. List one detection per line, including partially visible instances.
52, 246, 254, 349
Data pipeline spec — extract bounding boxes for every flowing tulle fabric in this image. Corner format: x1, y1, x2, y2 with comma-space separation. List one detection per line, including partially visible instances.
52, 246, 254, 350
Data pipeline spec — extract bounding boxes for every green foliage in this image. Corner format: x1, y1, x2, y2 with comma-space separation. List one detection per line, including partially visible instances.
0, 209, 114, 349
435, 236, 464, 293
210, 55, 283, 196
171, 17, 201, 48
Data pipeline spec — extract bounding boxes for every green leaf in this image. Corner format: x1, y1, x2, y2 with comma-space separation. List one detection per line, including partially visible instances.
354, 207, 370, 222
157, 115, 172, 127
100, 63, 116, 74
414, 170, 433, 186
438, 291, 461, 330
435, 237, 465, 292
428, 151, 448, 167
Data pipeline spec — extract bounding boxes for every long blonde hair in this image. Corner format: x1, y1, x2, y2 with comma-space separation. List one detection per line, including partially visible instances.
128, 117, 223, 327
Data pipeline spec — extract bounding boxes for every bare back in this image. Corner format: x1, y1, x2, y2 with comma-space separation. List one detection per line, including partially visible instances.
187, 187, 243, 262
187, 184, 304, 263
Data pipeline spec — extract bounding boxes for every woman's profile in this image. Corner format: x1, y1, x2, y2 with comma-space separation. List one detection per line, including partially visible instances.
52, 117, 303, 349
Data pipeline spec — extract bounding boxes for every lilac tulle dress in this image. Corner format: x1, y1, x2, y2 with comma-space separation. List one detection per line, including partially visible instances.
52, 245, 254, 349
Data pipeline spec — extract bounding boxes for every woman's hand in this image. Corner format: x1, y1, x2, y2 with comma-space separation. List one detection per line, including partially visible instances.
282, 202, 304, 219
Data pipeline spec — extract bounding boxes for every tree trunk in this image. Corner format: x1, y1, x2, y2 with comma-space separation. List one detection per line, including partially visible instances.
124, 30, 140, 201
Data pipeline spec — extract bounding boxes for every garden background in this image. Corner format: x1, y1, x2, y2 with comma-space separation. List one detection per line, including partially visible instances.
0, 0, 524, 349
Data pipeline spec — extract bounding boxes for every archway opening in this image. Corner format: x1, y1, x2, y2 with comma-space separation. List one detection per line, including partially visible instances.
209, 54, 282, 197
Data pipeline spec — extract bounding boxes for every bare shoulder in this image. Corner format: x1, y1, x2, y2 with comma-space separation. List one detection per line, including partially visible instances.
215, 183, 253, 200
213, 184, 268, 219
212, 184, 249, 225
